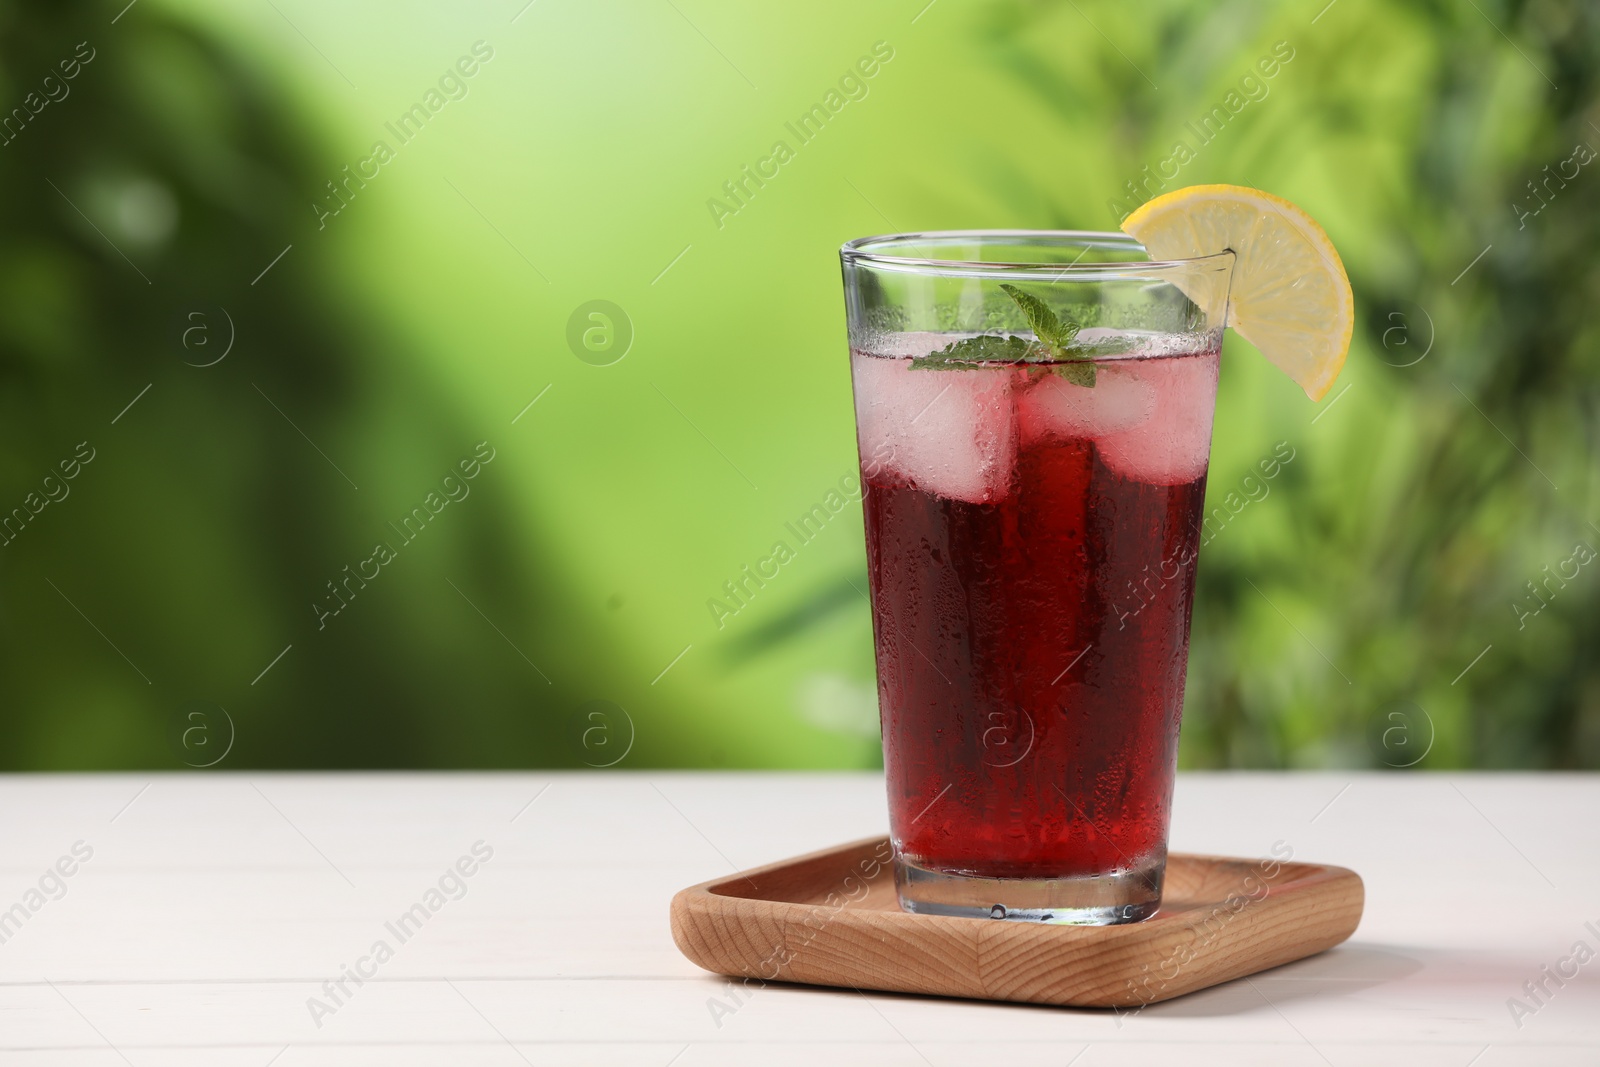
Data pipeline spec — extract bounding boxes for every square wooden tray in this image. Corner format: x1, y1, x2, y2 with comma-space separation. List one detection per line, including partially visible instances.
670, 836, 1363, 1008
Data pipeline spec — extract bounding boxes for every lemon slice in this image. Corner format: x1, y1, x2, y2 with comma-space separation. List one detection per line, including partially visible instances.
1122, 184, 1353, 401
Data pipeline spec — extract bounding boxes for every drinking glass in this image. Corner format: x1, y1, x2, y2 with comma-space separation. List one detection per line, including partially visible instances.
840, 232, 1232, 924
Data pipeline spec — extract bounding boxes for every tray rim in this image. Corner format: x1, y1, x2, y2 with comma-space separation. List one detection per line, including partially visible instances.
670, 834, 1365, 1008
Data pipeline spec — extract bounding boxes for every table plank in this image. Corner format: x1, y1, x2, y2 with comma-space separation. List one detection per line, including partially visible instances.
0, 771, 1595, 1064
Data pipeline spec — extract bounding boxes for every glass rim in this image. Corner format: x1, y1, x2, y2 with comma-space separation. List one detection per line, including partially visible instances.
839, 229, 1234, 281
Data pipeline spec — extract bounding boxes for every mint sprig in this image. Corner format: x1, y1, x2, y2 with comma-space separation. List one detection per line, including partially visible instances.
909, 283, 1097, 387
1001, 283, 1078, 349
908, 334, 1033, 365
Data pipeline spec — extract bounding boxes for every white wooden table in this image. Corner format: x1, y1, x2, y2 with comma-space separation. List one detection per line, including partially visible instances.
2, 772, 1595, 1065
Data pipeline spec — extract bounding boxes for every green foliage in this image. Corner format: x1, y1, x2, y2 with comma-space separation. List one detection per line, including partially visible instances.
979, 0, 1600, 769
0, 0, 590, 768
2, 0, 1594, 769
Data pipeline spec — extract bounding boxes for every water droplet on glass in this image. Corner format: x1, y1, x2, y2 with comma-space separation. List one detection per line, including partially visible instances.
989, 904, 1007, 919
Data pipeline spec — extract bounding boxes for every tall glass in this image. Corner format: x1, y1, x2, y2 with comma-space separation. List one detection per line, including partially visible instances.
840, 232, 1233, 925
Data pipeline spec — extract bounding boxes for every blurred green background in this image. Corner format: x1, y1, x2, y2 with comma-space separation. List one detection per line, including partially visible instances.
2, 0, 1595, 770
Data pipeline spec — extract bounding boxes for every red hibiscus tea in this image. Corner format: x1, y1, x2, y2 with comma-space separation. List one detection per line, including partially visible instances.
841, 233, 1230, 924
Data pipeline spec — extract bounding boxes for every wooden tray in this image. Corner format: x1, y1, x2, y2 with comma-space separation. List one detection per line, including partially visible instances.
670, 836, 1363, 1008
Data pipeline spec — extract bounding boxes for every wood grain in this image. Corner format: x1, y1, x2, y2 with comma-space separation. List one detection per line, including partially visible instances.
671, 836, 1364, 1008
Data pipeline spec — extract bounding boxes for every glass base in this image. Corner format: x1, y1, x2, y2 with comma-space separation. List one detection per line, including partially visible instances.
894, 855, 1164, 926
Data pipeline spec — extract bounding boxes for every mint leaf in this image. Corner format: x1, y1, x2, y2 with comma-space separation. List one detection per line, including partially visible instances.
909, 285, 1099, 386
999, 283, 1081, 351
909, 334, 1034, 368
1054, 361, 1096, 388
1001, 283, 1095, 386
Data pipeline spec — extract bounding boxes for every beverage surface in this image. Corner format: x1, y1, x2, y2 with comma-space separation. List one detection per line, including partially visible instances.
853, 336, 1219, 879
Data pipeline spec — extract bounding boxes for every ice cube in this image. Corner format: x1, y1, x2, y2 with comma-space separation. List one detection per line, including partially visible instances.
1017, 365, 1156, 441
851, 346, 1016, 505
1094, 351, 1220, 485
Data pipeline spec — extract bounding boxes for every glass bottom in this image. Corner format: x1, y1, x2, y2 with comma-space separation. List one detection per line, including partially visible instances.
894, 855, 1165, 926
